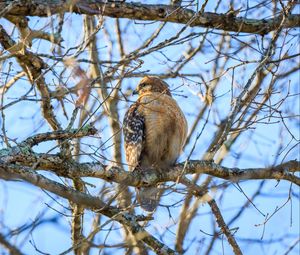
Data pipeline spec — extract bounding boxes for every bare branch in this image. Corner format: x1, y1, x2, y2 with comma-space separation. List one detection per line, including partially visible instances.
1, 140, 298, 185
208, 199, 242, 255
0, 233, 24, 255
0, 24, 60, 130
1, 1, 299, 34
21, 125, 97, 147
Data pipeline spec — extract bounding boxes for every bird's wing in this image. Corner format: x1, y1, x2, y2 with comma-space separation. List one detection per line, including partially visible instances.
123, 103, 145, 171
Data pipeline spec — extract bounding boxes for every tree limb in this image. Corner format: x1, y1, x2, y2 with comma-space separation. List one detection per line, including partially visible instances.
1, 1, 299, 35
0, 233, 24, 255
0, 138, 299, 185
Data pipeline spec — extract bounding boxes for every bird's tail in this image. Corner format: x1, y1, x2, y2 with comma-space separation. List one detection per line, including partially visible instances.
136, 187, 163, 212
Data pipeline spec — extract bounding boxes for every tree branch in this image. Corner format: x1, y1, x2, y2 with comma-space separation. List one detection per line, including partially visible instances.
1, 1, 299, 35
0, 136, 299, 185
179, 175, 244, 255
0, 233, 24, 255
0, 24, 60, 130
208, 199, 242, 255
21, 125, 97, 147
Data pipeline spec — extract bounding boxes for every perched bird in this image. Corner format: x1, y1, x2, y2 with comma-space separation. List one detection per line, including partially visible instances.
123, 76, 187, 211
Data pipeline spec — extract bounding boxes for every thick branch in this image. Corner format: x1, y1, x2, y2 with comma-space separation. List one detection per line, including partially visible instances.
84, 160, 300, 186
1, 1, 299, 35
1, 144, 299, 185
63, 160, 299, 186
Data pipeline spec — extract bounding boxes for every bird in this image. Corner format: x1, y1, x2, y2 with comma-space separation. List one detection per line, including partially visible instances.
123, 76, 187, 211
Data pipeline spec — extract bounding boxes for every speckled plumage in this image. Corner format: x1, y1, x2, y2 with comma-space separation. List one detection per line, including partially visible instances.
123, 76, 187, 211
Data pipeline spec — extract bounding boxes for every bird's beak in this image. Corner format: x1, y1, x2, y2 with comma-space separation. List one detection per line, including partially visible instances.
132, 89, 138, 95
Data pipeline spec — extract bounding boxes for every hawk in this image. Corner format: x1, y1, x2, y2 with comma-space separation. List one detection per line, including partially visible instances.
123, 76, 187, 211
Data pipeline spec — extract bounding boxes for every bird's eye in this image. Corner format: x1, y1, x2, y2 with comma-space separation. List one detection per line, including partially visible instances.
140, 83, 146, 88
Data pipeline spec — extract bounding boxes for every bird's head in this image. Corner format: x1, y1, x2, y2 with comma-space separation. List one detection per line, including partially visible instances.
133, 76, 172, 97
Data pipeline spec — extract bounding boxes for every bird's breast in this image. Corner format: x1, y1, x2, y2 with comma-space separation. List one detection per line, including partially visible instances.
138, 94, 187, 168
